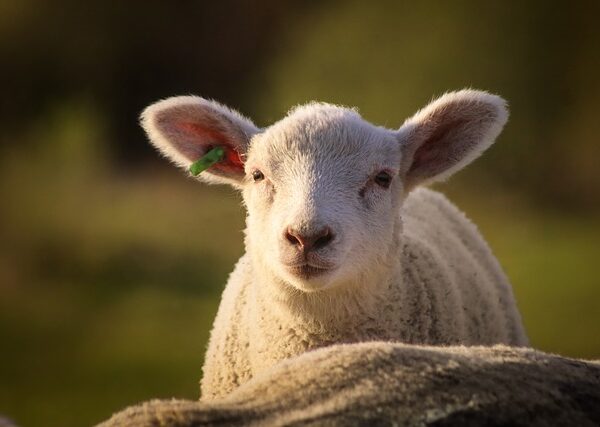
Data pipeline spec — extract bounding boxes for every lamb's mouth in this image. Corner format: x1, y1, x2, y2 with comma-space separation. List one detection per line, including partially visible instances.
286, 264, 331, 279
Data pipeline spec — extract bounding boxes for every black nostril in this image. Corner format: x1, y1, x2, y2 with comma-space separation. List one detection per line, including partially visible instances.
313, 227, 334, 249
285, 228, 302, 246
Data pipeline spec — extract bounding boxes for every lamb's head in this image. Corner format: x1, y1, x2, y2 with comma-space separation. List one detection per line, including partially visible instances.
141, 90, 508, 293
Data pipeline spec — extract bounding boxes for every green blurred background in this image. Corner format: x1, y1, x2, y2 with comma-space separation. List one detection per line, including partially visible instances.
1, 1, 598, 425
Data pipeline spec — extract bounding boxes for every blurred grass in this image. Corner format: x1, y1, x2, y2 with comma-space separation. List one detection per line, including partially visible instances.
444, 179, 600, 358
0, 166, 243, 426
0, 103, 598, 426
0, 104, 244, 426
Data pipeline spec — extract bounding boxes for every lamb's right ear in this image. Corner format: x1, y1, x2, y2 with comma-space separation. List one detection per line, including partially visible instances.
140, 96, 259, 187
396, 90, 508, 191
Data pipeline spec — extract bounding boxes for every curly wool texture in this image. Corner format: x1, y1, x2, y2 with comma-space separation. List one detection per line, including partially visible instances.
201, 188, 528, 400
98, 343, 600, 427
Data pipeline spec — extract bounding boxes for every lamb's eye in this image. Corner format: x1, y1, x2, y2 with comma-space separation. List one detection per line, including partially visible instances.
374, 171, 392, 188
252, 170, 265, 182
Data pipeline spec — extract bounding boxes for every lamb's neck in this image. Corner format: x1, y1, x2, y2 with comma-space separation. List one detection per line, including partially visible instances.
250, 254, 399, 331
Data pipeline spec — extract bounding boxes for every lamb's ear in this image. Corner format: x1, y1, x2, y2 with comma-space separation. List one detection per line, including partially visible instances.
140, 96, 259, 187
396, 90, 508, 191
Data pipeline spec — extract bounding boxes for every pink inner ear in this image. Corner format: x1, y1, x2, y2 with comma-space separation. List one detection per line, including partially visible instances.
178, 122, 245, 174
411, 145, 440, 172
409, 118, 466, 177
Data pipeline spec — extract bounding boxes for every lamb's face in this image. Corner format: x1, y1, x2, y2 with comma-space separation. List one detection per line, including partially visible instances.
141, 91, 508, 293
243, 106, 403, 292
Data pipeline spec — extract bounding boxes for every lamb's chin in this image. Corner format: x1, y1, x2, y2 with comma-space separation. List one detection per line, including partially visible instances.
282, 268, 338, 293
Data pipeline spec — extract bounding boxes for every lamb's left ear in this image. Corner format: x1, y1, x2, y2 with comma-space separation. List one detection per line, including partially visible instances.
397, 90, 508, 190
140, 96, 259, 187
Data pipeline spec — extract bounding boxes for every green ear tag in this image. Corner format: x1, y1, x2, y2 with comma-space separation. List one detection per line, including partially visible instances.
189, 147, 226, 176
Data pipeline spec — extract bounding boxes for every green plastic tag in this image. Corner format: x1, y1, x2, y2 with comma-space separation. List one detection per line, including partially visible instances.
189, 147, 226, 176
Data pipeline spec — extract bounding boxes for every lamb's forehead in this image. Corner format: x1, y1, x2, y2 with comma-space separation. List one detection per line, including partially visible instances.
283, 102, 362, 127
248, 103, 398, 168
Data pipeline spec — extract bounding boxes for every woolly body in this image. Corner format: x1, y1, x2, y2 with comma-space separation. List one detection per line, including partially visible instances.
201, 187, 527, 399
140, 89, 528, 401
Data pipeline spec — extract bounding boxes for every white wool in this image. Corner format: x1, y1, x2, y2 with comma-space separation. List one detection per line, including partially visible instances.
201, 188, 528, 399
140, 89, 528, 401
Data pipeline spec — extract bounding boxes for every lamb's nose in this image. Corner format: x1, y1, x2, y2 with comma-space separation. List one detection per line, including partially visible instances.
285, 226, 334, 252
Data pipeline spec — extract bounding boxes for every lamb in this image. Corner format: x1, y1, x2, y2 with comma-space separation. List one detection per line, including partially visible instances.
99, 343, 600, 426
140, 89, 528, 400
